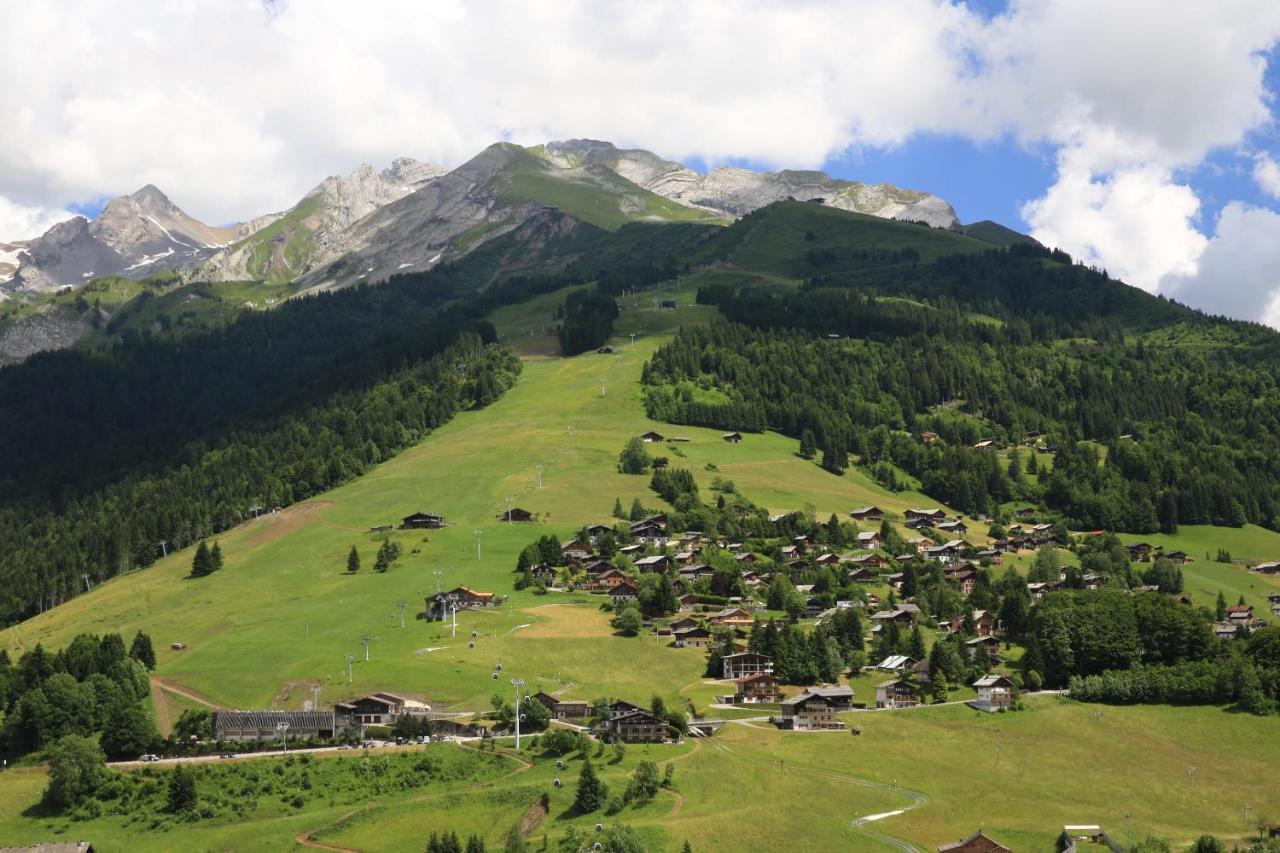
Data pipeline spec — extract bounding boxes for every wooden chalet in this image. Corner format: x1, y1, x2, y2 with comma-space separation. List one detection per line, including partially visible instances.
814, 552, 841, 566
639, 431, 665, 443
610, 580, 639, 604
427, 586, 497, 619
561, 539, 592, 561
803, 685, 854, 711
707, 607, 755, 628
335, 692, 430, 727
964, 635, 1002, 662
1226, 603, 1254, 623
1126, 542, 1153, 561
1255, 561, 1280, 575
943, 565, 978, 595
673, 626, 713, 648
936, 519, 968, 535
401, 511, 447, 529
533, 692, 589, 720
589, 568, 628, 590
584, 523, 613, 543
778, 692, 845, 730
722, 432, 743, 443
850, 506, 885, 521
920, 430, 938, 443
847, 566, 878, 584
634, 554, 670, 572
937, 829, 1012, 853
856, 531, 882, 549
498, 507, 535, 522
875, 654, 920, 673
870, 604, 920, 627
971, 675, 1016, 710
530, 564, 559, 586
604, 709, 669, 743
732, 673, 782, 703
946, 609, 998, 636
904, 508, 946, 523
721, 651, 773, 680
875, 679, 919, 709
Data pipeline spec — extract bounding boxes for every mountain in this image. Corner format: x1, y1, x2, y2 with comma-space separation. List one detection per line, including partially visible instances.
2, 185, 238, 293
297, 142, 724, 289
293, 141, 959, 290
541, 139, 959, 227
3, 141, 966, 296
199, 157, 446, 282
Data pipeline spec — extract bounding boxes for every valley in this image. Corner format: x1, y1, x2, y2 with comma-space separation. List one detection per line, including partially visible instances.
2, 276, 1279, 851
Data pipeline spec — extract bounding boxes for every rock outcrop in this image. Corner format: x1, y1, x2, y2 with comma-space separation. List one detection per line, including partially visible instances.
543, 139, 959, 227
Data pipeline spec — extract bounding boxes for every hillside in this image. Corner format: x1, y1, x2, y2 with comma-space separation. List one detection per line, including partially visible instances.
3, 279, 1280, 850
3, 201, 1280, 851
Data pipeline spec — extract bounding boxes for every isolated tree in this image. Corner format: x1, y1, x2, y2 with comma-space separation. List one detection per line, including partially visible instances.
167, 764, 198, 813
43, 734, 106, 810
1215, 590, 1228, 622
573, 758, 608, 813
618, 438, 651, 475
613, 606, 642, 637
129, 630, 156, 670
211, 541, 224, 572
347, 545, 361, 574
624, 760, 661, 804
1189, 836, 1224, 853
612, 497, 625, 519
191, 540, 213, 577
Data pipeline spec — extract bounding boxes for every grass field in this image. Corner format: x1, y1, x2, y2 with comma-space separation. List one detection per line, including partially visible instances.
5, 277, 1280, 850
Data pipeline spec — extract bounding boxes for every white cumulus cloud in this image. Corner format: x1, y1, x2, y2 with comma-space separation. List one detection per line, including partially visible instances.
0, 0, 1278, 323
1161, 202, 1280, 327
1254, 154, 1280, 199
0, 197, 75, 244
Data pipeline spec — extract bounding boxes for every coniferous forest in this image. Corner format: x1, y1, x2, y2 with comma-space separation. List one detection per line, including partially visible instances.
642, 241, 1280, 533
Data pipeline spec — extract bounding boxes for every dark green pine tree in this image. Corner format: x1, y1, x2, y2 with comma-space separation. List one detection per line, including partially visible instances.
612, 497, 625, 519
907, 624, 926, 661
1215, 590, 1227, 621
167, 764, 198, 813
191, 541, 212, 577
211, 541, 224, 572
347, 545, 361, 574
129, 631, 156, 670
798, 428, 817, 460
573, 758, 608, 813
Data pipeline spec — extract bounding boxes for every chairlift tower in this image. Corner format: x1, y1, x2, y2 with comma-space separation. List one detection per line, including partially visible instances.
276, 721, 290, 753
536, 464, 544, 489
361, 634, 373, 662
397, 600, 407, 628
433, 568, 444, 595
474, 529, 484, 561
511, 678, 527, 750
345, 652, 356, 683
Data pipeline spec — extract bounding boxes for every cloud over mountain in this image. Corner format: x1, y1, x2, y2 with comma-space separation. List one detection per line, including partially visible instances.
1, 0, 1278, 320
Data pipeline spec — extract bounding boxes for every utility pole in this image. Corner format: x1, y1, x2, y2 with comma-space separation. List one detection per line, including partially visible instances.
81, 574, 92, 593
505, 496, 514, 522
157, 540, 168, 558
361, 634, 373, 662
511, 678, 526, 750
536, 464, 544, 489
567, 425, 575, 447
601, 378, 606, 397
451, 600, 458, 638
474, 529, 484, 561
434, 568, 444, 595
629, 333, 636, 346
276, 721, 290, 753
345, 653, 355, 683
397, 600, 407, 629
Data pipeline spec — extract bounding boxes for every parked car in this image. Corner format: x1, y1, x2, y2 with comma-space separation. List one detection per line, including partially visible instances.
219, 752, 235, 759
139, 754, 161, 762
